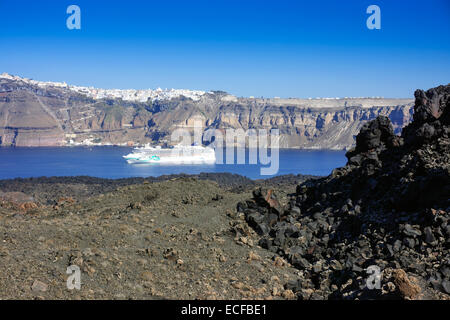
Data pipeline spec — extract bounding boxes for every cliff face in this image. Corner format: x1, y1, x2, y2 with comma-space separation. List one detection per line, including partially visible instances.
0, 76, 414, 149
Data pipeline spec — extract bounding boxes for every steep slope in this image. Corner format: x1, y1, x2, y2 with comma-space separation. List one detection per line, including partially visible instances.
238, 84, 450, 299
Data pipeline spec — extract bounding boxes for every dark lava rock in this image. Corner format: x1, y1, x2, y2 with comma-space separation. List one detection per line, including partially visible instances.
403, 224, 422, 237
241, 84, 450, 300
442, 280, 450, 294
413, 85, 450, 125
353, 116, 400, 153
402, 84, 450, 146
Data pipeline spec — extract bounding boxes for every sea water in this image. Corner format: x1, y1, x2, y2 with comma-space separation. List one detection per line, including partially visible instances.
0, 147, 347, 180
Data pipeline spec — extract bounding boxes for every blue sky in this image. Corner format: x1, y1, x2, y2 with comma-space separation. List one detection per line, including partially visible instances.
0, 0, 449, 98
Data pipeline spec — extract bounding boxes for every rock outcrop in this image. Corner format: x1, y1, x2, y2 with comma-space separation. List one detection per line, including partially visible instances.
238, 84, 450, 299
0, 75, 414, 148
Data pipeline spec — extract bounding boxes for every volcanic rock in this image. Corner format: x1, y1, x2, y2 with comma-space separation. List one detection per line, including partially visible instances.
241, 84, 450, 300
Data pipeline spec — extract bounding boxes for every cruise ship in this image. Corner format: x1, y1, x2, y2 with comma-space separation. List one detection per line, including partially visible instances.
123, 144, 216, 164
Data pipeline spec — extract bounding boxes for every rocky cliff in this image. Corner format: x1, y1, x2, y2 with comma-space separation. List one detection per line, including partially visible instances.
238, 84, 450, 299
0, 74, 414, 149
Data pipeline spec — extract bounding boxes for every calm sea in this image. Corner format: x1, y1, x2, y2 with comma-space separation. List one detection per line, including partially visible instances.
0, 147, 347, 180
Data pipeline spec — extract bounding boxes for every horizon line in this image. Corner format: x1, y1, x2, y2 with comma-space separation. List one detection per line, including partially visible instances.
0, 72, 417, 101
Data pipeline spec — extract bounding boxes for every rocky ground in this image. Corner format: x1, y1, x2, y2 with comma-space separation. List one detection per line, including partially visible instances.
0, 174, 312, 300
0, 84, 448, 300
239, 84, 450, 300
0, 173, 313, 205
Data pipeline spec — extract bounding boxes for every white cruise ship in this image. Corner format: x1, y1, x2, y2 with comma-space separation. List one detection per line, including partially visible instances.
123, 144, 216, 164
